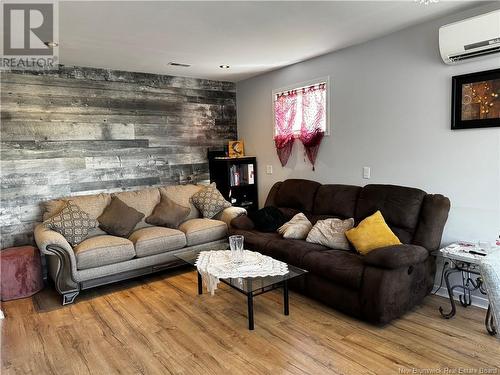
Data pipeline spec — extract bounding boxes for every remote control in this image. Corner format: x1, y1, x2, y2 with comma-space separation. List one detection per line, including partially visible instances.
468, 250, 487, 256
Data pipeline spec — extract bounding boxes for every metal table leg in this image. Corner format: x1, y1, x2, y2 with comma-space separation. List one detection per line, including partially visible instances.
459, 270, 473, 307
486, 304, 497, 336
197, 271, 202, 295
283, 280, 289, 316
247, 278, 254, 330
439, 267, 459, 319
247, 292, 254, 330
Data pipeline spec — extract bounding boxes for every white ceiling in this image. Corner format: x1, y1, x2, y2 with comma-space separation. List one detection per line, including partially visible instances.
59, 1, 483, 82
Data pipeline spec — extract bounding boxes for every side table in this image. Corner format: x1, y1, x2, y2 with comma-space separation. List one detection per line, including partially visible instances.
0, 246, 44, 301
434, 243, 497, 335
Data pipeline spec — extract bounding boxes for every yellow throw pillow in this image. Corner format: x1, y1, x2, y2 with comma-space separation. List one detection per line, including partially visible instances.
345, 211, 401, 255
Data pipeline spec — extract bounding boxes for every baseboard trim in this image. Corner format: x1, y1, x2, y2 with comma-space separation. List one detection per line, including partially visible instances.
432, 284, 489, 309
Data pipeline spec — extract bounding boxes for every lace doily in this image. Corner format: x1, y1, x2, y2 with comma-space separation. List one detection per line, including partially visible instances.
195, 250, 289, 295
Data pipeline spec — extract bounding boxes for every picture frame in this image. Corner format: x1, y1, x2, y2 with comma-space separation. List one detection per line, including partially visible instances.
228, 140, 245, 158
451, 68, 500, 130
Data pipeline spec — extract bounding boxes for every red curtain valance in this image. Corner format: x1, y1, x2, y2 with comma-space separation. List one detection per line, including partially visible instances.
274, 83, 326, 169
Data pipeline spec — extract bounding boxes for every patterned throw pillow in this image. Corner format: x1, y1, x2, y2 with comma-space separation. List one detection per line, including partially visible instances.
277, 213, 313, 240
43, 202, 98, 246
306, 218, 355, 251
191, 185, 231, 219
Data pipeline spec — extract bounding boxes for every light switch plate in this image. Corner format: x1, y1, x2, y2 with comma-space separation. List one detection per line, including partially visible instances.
363, 166, 371, 179
266, 165, 273, 174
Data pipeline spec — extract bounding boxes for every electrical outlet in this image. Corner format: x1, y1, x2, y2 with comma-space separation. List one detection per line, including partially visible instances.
266, 165, 273, 174
363, 166, 371, 179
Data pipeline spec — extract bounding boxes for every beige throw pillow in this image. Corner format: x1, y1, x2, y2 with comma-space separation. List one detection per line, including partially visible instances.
306, 218, 355, 251
277, 213, 313, 240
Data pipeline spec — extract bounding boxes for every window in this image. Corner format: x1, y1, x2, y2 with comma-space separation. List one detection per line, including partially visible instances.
273, 78, 329, 137
272, 77, 329, 169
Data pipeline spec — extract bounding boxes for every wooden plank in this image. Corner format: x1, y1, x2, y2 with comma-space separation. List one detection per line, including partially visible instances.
1, 158, 86, 174
1, 93, 224, 116
1, 81, 236, 104
1, 67, 236, 91
0, 140, 150, 160
0, 122, 135, 141
69, 176, 161, 194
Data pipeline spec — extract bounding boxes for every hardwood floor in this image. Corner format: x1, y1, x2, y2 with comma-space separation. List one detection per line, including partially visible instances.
1, 268, 499, 375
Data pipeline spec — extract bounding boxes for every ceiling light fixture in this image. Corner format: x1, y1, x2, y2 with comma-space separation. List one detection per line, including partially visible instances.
44, 41, 58, 47
168, 62, 191, 68
415, 0, 439, 4
219, 65, 230, 69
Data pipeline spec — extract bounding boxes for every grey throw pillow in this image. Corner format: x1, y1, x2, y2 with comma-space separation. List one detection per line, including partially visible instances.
146, 194, 191, 228
191, 185, 231, 219
306, 218, 355, 251
43, 202, 98, 246
98, 196, 145, 237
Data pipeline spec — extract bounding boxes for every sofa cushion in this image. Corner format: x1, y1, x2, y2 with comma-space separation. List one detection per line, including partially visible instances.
129, 227, 186, 258
43, 193, 111, 237
43, 193, 111, 221
313, 184, 361, 218
274, 179, 321, 212
73, 235, 136, 270
98, 197, 145, 238
43, 202, 98, 246
229, 229, 281, 251
145, 195, 190, 228
301, 250, 365, 290
278, 207, 301, 221
113, 188, 160, 229
160, 184, 205, 221
355, 184, 426, 243
262, 238, 329, 267
179, 219, 227, 246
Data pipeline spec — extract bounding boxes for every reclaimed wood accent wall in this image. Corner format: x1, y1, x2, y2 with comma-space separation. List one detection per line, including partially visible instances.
0, 66, 237, 248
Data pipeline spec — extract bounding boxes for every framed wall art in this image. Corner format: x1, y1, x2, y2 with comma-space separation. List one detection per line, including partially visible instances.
451, 68, 500, 130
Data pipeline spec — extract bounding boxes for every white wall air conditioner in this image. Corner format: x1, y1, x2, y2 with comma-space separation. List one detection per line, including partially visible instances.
439, 10, 500, 64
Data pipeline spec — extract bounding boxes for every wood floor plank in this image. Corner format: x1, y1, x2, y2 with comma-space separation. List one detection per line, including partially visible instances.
2, 269, 499, 375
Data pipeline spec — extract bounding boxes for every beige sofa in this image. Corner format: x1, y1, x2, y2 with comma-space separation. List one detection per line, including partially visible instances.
34, 184, 245, 305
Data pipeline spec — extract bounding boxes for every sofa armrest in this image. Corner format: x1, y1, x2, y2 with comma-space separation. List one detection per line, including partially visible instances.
213, 206, 247, 228
230, 214, 255, 230
34, 224, 77, 271
34, 224, 80, 303
362, 244, 428, 269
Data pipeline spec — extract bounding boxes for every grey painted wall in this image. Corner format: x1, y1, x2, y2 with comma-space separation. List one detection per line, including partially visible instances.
0, 66, 236, 248
237, 3, 500, 247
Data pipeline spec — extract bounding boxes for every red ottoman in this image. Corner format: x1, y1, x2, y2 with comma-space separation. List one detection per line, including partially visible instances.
0, 246, 43, 301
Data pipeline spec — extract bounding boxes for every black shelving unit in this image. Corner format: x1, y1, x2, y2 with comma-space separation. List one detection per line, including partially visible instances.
209, 156, 258, 212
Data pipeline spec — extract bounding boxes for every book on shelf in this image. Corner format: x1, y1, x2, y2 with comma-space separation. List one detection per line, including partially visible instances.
248, 164, 254, 184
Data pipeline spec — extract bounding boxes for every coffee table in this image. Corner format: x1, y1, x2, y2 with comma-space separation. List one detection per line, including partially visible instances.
175, 248, 308, 330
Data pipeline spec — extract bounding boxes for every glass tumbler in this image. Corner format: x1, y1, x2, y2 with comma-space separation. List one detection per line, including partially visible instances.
229, 235, 244, 264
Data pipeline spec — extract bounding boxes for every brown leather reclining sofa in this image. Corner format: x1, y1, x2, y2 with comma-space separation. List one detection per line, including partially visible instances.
230, 179, 450, 324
